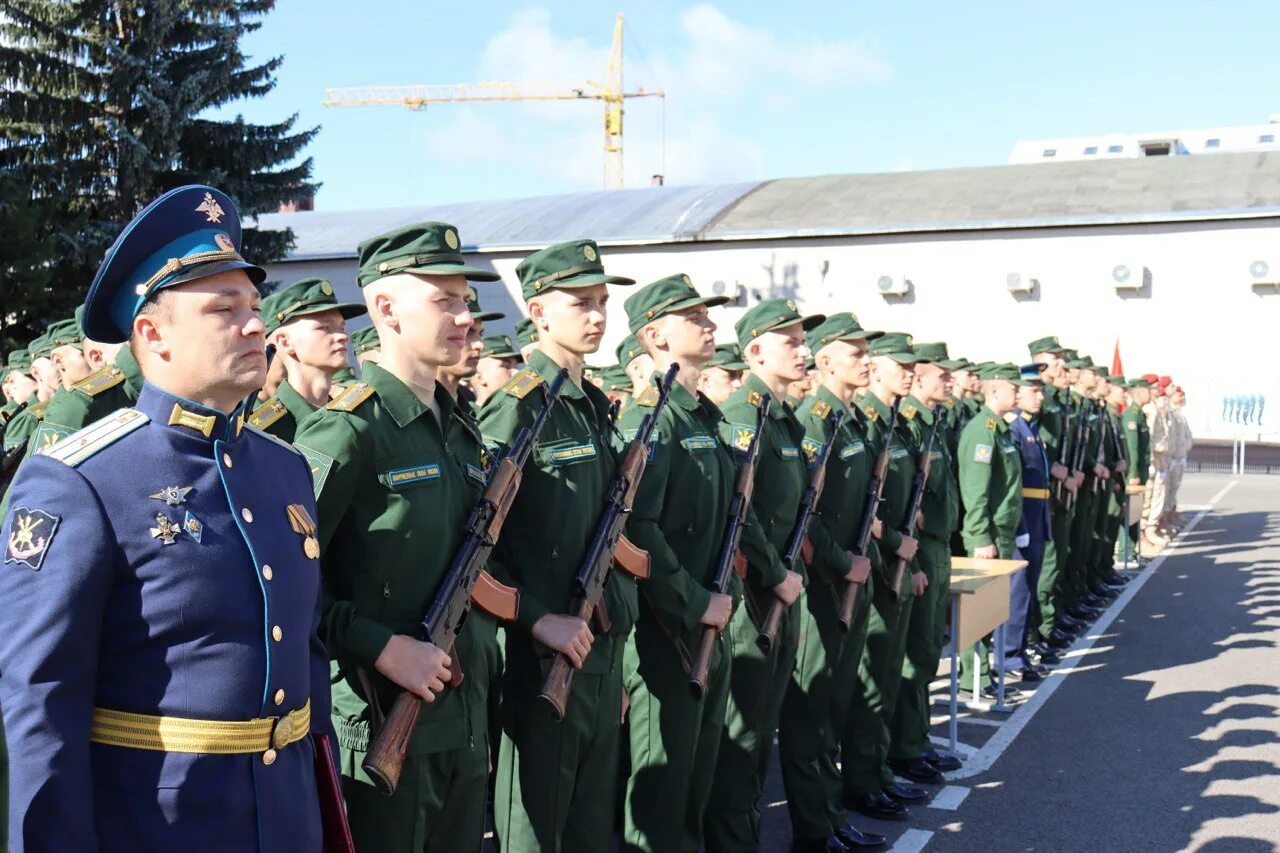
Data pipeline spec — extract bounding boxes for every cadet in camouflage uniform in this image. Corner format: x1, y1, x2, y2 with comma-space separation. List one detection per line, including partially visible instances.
615, 274, 741, 852
888, 342, 965, 784
247, 278, 365, 441
478, 239, 637, 853
293, 222, 501, 852
843, 332, 927, 821
788, 313, 887, 851
704, 298, 818, 852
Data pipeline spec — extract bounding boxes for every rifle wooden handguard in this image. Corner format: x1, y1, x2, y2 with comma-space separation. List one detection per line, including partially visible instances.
800, 536, 814, 565
613, 535, 650, 580
732, 550, 747, 578
470, 570, 519, 621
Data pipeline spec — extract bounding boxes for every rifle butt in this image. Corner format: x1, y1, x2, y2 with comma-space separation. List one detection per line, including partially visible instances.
538, 653, 575, 722
837, 580, 858, 632
756, 597, 785, 653
689, 626, 717, 700
361, 691, 423, 797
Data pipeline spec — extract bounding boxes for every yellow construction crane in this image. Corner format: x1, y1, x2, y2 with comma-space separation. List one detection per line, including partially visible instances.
322, 13, 663, 190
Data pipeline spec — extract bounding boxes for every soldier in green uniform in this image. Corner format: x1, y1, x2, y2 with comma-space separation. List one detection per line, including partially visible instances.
614, 274, 740, 852
2, 332, 57, 457
514, 316, 539, 363
697, 343, 746, 406
887, 341, 965, 783
1097, 375, 1132, 580
350, 324, 381, 371
842, 333, 927, 821
1124, 378, 1153, 548
292, 221, 501, 852
957, 363, 1024, 697
22, 316, 94, 454
438, 286, 505, 406
247, 278, 366, 441
2, 350, 36, 429
1086, 369, 1128, 597
788, 312, 887, 851
597, 364, 633, 410
478, 238, 637, 853
1062, 356, 1108, 622
704, 298, 817, 852
471, 333, 522, 407
617, 332, 653, 401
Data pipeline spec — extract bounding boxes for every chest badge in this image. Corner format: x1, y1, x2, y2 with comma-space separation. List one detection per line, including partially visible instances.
150, 485, 193, 507
150, 513, 182, 545
287, 504, 320, 559
183, 511, 204, 544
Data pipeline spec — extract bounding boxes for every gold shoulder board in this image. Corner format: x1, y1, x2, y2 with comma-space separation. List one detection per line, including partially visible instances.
29, 400, 49, 420
811, 400, 831, 419
863, 404, 879, 422
326, 382, 376, 413
45, 408, 149, 467
500, 369, 545, 400
987, 416, 998, 430
73, 364, 126, 397
248, 398, 288, 430
902, 403, 918, 420
635, 386, 660, 407
746, 390, 762, 406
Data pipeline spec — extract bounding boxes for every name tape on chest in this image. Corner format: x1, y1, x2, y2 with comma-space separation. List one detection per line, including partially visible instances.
681, 434, 718, 453
383, 463, 442, 488
840, 441, 866, 459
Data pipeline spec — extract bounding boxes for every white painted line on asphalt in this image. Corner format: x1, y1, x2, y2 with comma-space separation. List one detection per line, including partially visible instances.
889, 828, 935, 852
927, 785, 970, 811
944, 480, 1237, 782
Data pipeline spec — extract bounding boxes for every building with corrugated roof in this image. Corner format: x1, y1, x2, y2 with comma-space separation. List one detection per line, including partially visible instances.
257, 151, 1280, 437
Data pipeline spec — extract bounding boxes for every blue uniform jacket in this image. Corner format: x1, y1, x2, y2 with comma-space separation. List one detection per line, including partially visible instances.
1009, 409, 1051, 545
0, 382, 330, 851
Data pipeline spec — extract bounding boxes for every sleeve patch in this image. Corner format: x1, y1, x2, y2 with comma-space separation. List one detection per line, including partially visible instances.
294, 444, 336, 498
732, 425, 756, 452
4, 507, 61, 571
974, 444, 993, 464
1127, 422, 1137, 431
801, 437, 822, 460
32, 421, 74, 454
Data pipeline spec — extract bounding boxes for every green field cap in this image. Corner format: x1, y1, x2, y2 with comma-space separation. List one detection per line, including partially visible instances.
7, 348, 32, 372
516, 239, 635, 301
515, 317, 539, 352
735, 298, 825, 351
357, 222, 500, 287
263, 277, 366, 335
1028, 335, 1065, 356
866, 332, 925, 364
480, 333, 519, 359
805, 312, 882, 354
616, 333, 645, 368
598, 365, 632, 392
624, 273, 728, 334
468, 285, 505, 321
350, 325, 381, 356
981, 362, 1021, 382
705, 343, 747, 371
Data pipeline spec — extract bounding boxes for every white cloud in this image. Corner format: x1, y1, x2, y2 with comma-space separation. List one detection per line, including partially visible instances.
418, 4, 889, 191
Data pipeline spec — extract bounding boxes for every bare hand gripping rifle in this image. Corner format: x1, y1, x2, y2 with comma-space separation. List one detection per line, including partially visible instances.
362, 368, 569, 795
537, 364, 679, 721
689, 394, 770, 699
756, 408, 845, 653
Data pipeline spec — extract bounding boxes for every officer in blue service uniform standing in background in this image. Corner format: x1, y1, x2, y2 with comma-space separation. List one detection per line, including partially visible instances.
0, 186, 338, 851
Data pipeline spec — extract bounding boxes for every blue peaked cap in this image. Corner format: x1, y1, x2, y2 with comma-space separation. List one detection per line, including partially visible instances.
83, 185, 266, 344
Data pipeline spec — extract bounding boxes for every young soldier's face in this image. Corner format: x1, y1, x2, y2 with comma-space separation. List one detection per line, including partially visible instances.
51, 344, 92, 388
870, 356, 913, 397
985, 379, 1017, 412
5, 371, 38, 403
697, 366, 741, 404
377, 273, 472, 368
533, 284, 608, 356
140, 270, 268, 399
625, 353, 655, 388
30, 357, 57, 395
651, 304, 716, 364
1131, 387, 1151, 406
1016, 384, 1044, 414
474, 355, 519, 394
440, 318, 485, 382
750, 323, 808, 383
275, 308, 350, 372
912, 362, 950, 403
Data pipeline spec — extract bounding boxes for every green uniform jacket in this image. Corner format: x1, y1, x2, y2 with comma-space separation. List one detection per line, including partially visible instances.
477, 351, 637, 675
24, 348, 145, 458
958, 404, 1023, 552
620, 376, 740, 642
860, 392, 917, 561
717, 373, 807, 599
901, 396, 959, 541
1072, 392, 1105, 470
797, 387, 881, 582
294, 362, 491, 755
248, 379, 320, 443
1121, 404, 1149, 483
2, 399, 47, 453
1039, 387, 1067, 464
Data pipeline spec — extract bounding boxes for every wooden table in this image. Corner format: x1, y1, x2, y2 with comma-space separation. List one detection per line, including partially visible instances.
943, 556, 1028, 752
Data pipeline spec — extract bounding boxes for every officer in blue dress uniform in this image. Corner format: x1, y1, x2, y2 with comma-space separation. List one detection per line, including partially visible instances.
0, 186, 337, 851
1003, 363, 1052, 681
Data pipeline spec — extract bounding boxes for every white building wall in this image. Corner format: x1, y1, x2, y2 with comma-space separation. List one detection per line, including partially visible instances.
266, 217, 1280, 440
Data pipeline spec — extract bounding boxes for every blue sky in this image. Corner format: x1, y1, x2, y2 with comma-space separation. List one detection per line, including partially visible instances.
231, 1, 1280, 211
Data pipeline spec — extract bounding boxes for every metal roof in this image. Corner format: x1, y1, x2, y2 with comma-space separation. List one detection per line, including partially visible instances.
704, 151, 1280, 240
259, 152, 1280, 262
253, 181, 762, 261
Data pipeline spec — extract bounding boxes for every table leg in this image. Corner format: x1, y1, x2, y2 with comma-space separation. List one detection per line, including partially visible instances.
949, 595, 959, 752
992, 623, 1013, 713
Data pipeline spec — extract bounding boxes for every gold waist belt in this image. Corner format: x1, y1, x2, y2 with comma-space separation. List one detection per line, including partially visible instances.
90, 700, 310, 755
1022, 487, 1050, 499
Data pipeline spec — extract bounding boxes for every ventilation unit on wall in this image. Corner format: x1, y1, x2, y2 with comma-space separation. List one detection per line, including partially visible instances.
711, 279, 748, 306
1111, 263, 1145, 291
877, 274, 910, 297
1249, 260, 1279, 292
1006, 273, 1036, 294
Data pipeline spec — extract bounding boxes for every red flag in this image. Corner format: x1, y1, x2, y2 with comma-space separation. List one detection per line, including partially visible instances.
1111, 338, 1124, 377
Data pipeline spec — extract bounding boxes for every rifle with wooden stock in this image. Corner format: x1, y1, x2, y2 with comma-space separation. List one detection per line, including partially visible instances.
361, 368, 569, 796
689, 394, 770, 699
1052, 407, 1076, 509
890, 404, 941, 597
836, 395, 899, 630
756, 408, 845, 653
537, 364, 679, 720
1066, 401, 1093, 511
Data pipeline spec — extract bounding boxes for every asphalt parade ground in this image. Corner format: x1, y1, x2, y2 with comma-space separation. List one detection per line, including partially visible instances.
759, 472, 1280, 851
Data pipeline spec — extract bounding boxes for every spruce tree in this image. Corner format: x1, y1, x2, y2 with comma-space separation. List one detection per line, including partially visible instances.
0, 0, 316, 351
